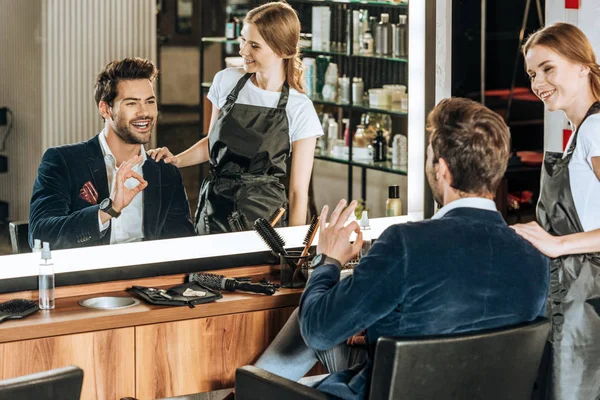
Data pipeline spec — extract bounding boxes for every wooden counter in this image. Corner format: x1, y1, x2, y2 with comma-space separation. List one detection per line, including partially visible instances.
0, 266, 304, 400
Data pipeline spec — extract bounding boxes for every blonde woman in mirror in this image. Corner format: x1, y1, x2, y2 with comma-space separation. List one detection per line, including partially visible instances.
512, 22, 600, 400
148, 2, 323, 234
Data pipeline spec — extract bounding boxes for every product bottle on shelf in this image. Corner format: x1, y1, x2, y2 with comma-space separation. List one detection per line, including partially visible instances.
362, 29, 374, 55
359, 211, 372, 258
372, 127, 387, 162
394, 15, 408, 58
39, 242, 55, 310
225, 13, 238, 40
375, 13, 392, 56
386, 185, 403, 216
327, 119, 339, 155
352, 77, 364, 105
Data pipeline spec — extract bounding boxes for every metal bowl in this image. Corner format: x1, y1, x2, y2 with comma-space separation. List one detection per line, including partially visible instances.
78, 296, 139, 310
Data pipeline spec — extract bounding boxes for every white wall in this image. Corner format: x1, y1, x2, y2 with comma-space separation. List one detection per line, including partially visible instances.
0, 0, 157, 222
544, 0, 600, 151
0, 0, 43, 222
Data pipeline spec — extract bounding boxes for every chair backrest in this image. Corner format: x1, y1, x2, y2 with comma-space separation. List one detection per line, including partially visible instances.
0, 365, 83, 400
9, 221, 30, 254
369, 318, 550, 400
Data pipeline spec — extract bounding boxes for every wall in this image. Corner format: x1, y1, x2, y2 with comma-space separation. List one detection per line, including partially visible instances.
0, 0, 157, 222
545, 0, 600, 151
0, 0, 42, 223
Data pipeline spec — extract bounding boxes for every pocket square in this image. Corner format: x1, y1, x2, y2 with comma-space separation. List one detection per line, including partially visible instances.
79, 181, 98, 205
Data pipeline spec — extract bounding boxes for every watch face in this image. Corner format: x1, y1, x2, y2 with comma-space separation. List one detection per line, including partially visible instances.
311, 253, 324, 268
99, 198, 110, 209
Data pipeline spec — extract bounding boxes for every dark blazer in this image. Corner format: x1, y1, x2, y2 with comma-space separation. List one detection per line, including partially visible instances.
29, 135, 195, 250
299, 207, 550, 400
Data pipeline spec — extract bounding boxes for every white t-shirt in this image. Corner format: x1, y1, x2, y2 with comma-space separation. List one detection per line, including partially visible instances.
207, 68, 323, 145
565, 113, 600, 232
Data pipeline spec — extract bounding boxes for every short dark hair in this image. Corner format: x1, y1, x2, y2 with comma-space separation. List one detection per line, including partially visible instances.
427, 97, 510, 195
94, 57, 158, 107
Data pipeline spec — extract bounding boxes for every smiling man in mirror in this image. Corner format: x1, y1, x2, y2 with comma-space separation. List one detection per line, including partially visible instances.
28, 57, 195, 250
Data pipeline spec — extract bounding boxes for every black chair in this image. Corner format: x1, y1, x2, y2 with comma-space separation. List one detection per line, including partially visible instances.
235, 318, 550, 400
8, 220, 30, 254
0, 365, 84, 400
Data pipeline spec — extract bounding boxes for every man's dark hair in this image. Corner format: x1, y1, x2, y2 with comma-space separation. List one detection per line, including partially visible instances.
427, 97, 510, 195
94, 57, 158, 107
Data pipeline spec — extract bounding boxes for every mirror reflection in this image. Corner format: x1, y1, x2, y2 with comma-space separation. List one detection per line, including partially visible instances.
0, 0, 409, 255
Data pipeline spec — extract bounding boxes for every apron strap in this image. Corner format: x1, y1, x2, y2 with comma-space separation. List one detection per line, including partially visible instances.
277, 82, 290, 109
565, 101, 600, 157
225, 73, 253, 105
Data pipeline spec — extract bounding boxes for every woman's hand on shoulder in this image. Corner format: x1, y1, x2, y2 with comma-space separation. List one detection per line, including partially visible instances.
510, 221, 565, 258
146, 147, 179, 167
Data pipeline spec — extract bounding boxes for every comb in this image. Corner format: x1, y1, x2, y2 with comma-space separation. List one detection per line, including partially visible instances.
227, 210, 250, 232
268, 208, 286, 227
0, 299, 39, 323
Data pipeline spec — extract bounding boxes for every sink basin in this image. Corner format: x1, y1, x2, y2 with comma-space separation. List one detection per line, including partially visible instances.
78, 296, 139, 310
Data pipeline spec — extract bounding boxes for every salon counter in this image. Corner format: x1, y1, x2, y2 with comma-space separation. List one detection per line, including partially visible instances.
0, 265, 302, 399
0, 215, 420, 399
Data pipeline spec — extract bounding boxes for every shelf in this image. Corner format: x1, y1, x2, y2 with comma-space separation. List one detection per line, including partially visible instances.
302, 48, 408, 63
201, 37, 239, 44
315, 154, 407, 175
288, 0, 408, 8
201, 83, 407, 117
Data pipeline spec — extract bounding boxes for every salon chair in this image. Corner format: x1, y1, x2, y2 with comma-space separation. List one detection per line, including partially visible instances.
9, 220, 30, 254
0, 365, 83, 400
235, 318, 550, 400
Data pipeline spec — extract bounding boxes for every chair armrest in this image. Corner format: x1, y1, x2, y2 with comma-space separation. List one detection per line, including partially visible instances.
235, 366, 329, 400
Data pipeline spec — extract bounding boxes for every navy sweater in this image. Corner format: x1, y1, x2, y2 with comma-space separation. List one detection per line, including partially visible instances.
299, 208, 549, 400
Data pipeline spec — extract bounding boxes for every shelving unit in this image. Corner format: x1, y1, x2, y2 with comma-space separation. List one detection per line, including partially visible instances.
199, 0, 437, 218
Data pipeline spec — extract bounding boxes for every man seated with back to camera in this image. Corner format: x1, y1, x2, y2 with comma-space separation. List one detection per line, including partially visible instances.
254, 97, 550, 400
29, 57, 195, 250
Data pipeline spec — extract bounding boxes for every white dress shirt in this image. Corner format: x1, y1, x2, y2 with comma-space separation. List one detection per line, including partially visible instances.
432, 197, 498, 220
97, 130, 145, 244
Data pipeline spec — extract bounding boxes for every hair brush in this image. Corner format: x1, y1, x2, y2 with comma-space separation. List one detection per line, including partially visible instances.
0, 299, 39, 323
228, 210, 250, 232
268, 208, 286, 227
254, 217, 287, 256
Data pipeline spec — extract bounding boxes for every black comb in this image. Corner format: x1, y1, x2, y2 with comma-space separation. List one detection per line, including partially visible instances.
0, 299, 40, 323
228, 210, 250, 232
254, 217, 287, 256
303, 215, 319, 247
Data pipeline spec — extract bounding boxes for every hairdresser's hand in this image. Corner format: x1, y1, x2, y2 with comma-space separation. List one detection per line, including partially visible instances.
111, 155, 148, 213
511, 221, 565, 258
147, 146, 179, 166
316, 199, 363, 266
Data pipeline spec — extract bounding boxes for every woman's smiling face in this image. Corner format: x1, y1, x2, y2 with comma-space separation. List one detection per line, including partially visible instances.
526, 44, 589, 113
238, 23, 283, 74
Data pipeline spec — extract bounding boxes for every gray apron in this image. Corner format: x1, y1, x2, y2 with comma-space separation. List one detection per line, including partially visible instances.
195, 73, 291, 234
537, 102, 600, 400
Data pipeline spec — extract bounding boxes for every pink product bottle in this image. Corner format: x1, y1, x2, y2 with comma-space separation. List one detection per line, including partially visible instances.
343, 118, 350, 146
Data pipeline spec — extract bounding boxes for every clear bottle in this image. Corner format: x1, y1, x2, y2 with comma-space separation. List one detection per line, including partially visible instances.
32, 238, 42, 253
39, 242, 55, 310
359, 211, 372, 258
386, 185, 403, 216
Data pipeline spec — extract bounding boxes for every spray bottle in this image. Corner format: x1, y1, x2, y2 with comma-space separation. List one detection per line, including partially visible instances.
359, 211, 372, 258
39, 242, 55, 310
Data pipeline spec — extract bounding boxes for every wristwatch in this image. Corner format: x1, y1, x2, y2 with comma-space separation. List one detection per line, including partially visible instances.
311, 253, 343, 270
99, 198, 121, 218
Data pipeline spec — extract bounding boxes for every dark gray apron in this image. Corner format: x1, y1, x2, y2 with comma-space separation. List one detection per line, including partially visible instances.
537, 102, 600, 400
195, 73, 290, 234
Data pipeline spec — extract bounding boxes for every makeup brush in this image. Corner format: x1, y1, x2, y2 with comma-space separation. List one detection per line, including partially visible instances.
268, 207, 286, 227
0, 299, 39, 323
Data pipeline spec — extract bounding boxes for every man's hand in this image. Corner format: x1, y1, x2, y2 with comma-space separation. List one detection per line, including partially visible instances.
111, 155, 148, 213
347, 330, 366, 346
316, 199, 363, 266
510, 221, 564, 258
